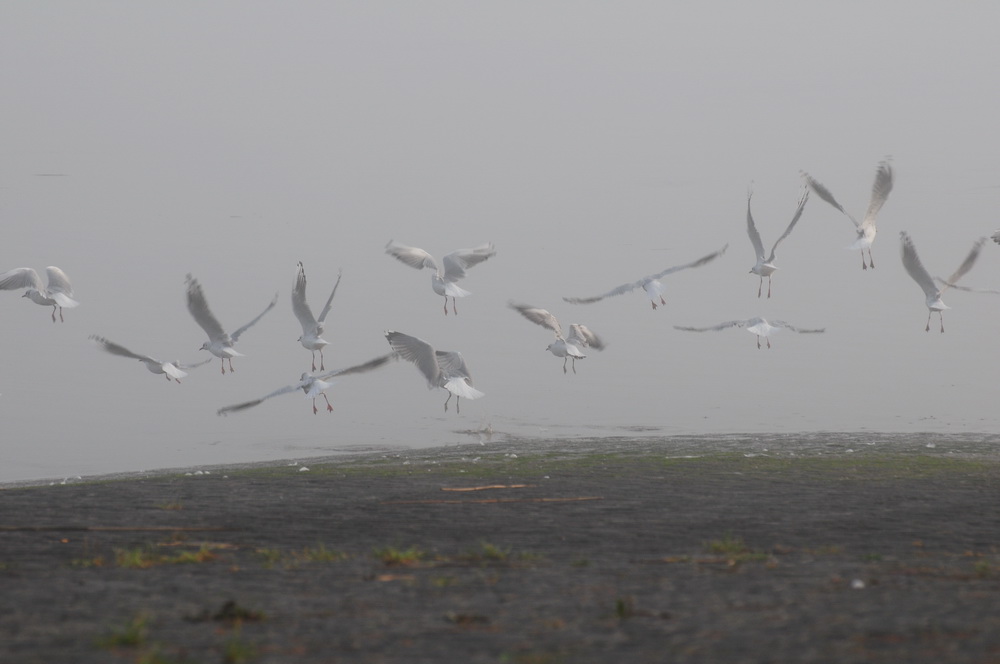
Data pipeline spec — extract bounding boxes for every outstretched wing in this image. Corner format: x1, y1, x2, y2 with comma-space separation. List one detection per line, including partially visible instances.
174, 358, 213, 371
861, 159, 894, 229
185, 275, 228, 342
899, 232, 938, 299
291, 262, 318, 333
746, 188, 766, 261
217, 382, 305, 416
385, 241, 438, 271
509, 301, 563, 337
230, 293, 279, 343
802, 171, 859, 227
563, 245, 727, 304
940, 237, 987, 292
89, 335, 155, 362
442, 243, 496, 282
0, 267, 43, 292
45, 267, 75, 299
385, 330, 441, 388
315, 353, 396, 381
771, 320, 825, 334
314, 269, 341, 325
673, 320, 748, 332
567, 324, 605, 350
767, 188, 809, 261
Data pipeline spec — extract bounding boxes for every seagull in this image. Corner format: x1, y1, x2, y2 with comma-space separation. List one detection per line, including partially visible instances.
185, 274, 278, 374
385, 330, 484, 413
217, 353, 396, 415
746, 186, 809, 298
385, 240, 496, 315
802, 158, 893, 270
674, 317, 824, 349
900, 231, 985, 333
89, 335, 212, 383
562, 244, 728, 309
0, 266, 79, 322
292, 262, 341, 371
509, 302, 605, 373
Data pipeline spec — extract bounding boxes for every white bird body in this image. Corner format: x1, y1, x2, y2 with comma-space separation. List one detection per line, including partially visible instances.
802, 159, 894, 270
0, 266, 79, 322
562, 244, 728, 309
747, 187, 809, 298
385, 240, 496, 315
292, 262, 341, 370
509, 302, 605, 372
217, 354, 396, 415
185, 274, 278, 374
674, 317, 824, 349
385, 330, 484, 412
899, 231, 985, 332
90, 335, 211, 382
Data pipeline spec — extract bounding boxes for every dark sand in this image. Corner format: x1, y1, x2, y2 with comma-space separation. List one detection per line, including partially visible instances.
2, 441, 999, 663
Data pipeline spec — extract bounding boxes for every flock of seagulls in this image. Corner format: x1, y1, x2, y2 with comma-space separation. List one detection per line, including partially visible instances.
3, 158, 997, 419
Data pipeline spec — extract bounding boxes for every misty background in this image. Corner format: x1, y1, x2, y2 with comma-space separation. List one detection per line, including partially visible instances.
3, 3, 1000, 483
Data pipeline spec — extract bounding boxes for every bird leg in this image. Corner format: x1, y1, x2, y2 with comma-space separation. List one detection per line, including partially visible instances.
562, 358, 568, 373
443, 297, 449, 315
757, 278, 763, 298
312, 399, 318, 414
868, 250, 875, 270
767, 337, 771, 349
323, 393, 333, 412
59, 307, 64, 322
452, 297, 458, 315
939, 312, 945, 333
311, 352, 317, 372
220, 359, 227, 374
651, 300, 657, 310
925, 311, 932, 332
660, 296, 666, 306
456, 396, 461, 414
756, 336, 762, 349
571, 357, 577, 374
227, 358, 236, 373
768, 276, 773, 299
861, 251, 868, 271
444, 392, 452, 411
51, 306, 57, 323
319, 349, 325, 371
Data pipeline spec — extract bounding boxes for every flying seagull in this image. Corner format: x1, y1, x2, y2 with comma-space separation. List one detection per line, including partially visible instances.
509, 301, 605, 373
674, 317, 825, 349
385, 240, 496, 315
802, 158, 894, 270
217, 353, 396, 415
900, 231, 985, 333
562, 244, 728, 309
0, 266, 79, 322
185, 274, 278, 374
292, 262, 341, 371
89, 335, 211, 383
746, 185, 809, 298
384, 330, 484, 413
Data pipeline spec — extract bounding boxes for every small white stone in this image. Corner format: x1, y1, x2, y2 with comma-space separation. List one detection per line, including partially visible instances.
850, 579, 865, 590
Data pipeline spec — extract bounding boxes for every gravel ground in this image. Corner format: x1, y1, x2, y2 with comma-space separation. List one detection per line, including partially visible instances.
1, 443, 999, 663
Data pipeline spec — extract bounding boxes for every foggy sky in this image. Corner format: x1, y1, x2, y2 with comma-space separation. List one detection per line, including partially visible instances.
3, 3, 1000, 482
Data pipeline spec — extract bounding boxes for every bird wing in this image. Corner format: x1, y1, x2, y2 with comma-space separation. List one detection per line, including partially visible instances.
314, 353, 396, 381
771, 320, 826, 334
899, 232, 939, 299
939, 237, 987, 292
174, 358, 213, 370
802, 171, 859, 227
647, 244, 729, 280
933, 278, 1000, 295
767, 188, 810, 261
442, 243, 496, 282
673, 320, 748, 332
291, 262, 318, 333
508, 301, 563, 337
562, 245, 728, 304
385, 330, 441, 388
567, 324, 605, 350
217, 382, 306, 416
385, 241, 438, 271
230, 293, 279, 342
861, 159, 894, 230
161, 363, 187, 380
314, 269, 341, 325
45, 266, 74, 296
185, 275, 228, 342
89, 335, 155, 362
0, 267, 43, 292
434, 350, 473, 381
746, 188, 766, 261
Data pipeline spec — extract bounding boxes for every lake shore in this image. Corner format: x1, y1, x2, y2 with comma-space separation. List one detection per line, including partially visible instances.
2, 442, 999, 663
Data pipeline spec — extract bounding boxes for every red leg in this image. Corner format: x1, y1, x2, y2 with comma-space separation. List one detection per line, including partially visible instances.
227, 358, 235, 373
323, 394, 333, 412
